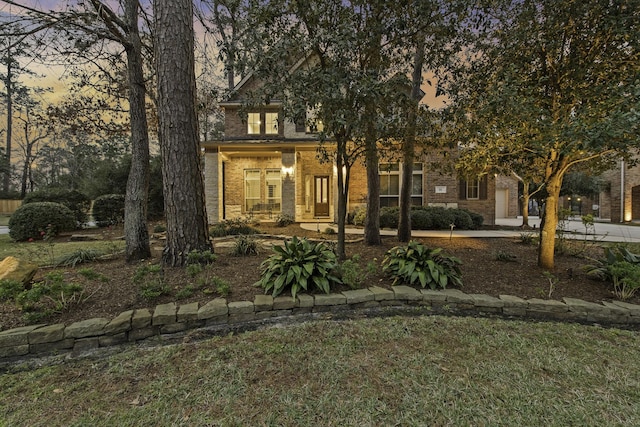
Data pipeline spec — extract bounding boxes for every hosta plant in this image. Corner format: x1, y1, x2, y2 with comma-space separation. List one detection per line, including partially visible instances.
382, 241, 462, 289
255, 236, 342, 298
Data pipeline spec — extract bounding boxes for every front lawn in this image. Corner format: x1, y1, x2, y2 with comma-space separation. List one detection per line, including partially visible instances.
1, 316, 639, 426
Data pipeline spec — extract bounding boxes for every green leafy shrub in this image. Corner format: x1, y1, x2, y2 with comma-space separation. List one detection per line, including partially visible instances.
92, 194, 125, 227
379, 207, 400, 229
461, 209, 484, 229
255, 236, 342, 298
374, 206, 483, 231
338, 254, 368, 289
211, 276, 231, 296
23, 189, 91, 225
13, 272, 85, 322
232, 235, 259, 256
424, 207, 456, 229
209, 218, 260, 237
323, 227, 336, 235
176, 285, 196, 300
186, 249, 217, 265
133, 264, 169, 300
410, 209, 432, 230
607, 261, 640, 300
9, 202, 76, 241
450, 209, 474, 230
186, 263, 204, 277
275, 213, 295, 227
585, 246, 640, 299
382, 241, 462, 289
350, 205, 367, 226
0, 279, 24, 301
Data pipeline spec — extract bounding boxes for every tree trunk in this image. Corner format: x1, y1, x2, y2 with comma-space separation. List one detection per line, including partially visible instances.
364, 133, 381, 245
155, 0, 212, 266
521, 180, 530, 228
4, 59, 12, 193
123, 0, 151, 261
398, 37, 424, 242
335, 141, 348, 261
19, 115, 30, 198
538, 175, 562, 269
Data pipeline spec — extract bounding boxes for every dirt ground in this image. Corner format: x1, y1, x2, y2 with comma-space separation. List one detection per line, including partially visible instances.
1, 222, 635, 332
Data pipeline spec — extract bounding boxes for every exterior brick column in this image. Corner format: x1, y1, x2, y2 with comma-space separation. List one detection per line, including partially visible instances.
282, 151, 296, 219
204, 151, 220, 223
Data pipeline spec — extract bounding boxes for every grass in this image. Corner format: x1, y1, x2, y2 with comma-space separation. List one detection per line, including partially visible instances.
1, 315, 640, 426
0, 235, 124, 267
0, 214, 10, 226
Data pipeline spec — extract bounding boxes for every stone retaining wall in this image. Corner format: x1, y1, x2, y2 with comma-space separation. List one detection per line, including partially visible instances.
2, 286, 640, 362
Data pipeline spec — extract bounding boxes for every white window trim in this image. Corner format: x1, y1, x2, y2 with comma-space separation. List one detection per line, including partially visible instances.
466, 179, 480, 200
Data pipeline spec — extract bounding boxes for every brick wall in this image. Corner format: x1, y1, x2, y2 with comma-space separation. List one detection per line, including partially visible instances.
224, 107, 283, 139
600, 160, 640, 222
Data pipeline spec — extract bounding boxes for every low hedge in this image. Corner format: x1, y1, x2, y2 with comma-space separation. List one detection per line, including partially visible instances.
92, 194, 125, 227
349, 205, 483, 230
9, 202, 76, 241
23, 189, 90, 225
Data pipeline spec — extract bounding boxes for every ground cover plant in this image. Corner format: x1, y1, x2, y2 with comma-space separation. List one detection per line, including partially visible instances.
2, 316, 640, 425
0, 222, 635, 331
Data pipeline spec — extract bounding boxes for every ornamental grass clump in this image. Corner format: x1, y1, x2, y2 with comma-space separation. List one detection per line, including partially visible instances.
382, 240, 462, 289
255, 236, 342, 298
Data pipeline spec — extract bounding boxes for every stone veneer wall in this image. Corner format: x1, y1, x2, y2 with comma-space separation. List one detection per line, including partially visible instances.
2, 287, 639, 362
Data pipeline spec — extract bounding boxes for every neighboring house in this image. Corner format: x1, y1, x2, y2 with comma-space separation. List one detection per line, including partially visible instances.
202, 72, 518, 226
598, 158, 640, 223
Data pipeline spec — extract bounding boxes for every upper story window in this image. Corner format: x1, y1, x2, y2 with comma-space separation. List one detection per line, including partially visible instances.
247, 113, 261, 134
307, 119, 324, 133
265, 112, 279, 134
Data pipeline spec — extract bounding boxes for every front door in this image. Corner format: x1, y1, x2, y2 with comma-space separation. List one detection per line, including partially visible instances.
314, 176, 329, 217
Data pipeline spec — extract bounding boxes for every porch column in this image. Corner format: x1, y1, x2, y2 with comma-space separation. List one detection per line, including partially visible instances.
203, 151, 220, 223
282, 150, 296, 219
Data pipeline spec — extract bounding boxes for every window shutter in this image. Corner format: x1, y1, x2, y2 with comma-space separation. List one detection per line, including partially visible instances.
480, 176, 488, 200
458, 179, 467, 200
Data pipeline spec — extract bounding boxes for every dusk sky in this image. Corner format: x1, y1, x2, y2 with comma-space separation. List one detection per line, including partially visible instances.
1, 0, 443, 107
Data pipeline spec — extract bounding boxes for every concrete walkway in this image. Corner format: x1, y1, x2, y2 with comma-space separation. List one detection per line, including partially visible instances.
301, 216, 640, 243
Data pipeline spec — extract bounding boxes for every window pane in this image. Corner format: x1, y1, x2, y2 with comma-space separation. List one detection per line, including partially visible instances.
380, 197, 399, 207
379, 163, 399, 173
245, 169, 260, 211
467, 179, 480, 199
389, 175, 400, 194
248, 113, 261, 134
265, 113, 278, 134
266, 169, 281, 211
412, 173, 422, 195
412, 163, 423, 171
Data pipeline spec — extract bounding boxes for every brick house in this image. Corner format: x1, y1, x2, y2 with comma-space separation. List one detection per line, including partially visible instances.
597, 158, 640, 223
202, 72, 518, 226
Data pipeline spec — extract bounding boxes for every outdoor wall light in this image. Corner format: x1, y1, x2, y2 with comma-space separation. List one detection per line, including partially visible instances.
282, 166, 294, 179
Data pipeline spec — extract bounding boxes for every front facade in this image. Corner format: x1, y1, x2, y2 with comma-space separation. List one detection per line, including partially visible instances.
598, 158, 640, 223
203, 76, 517, 226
